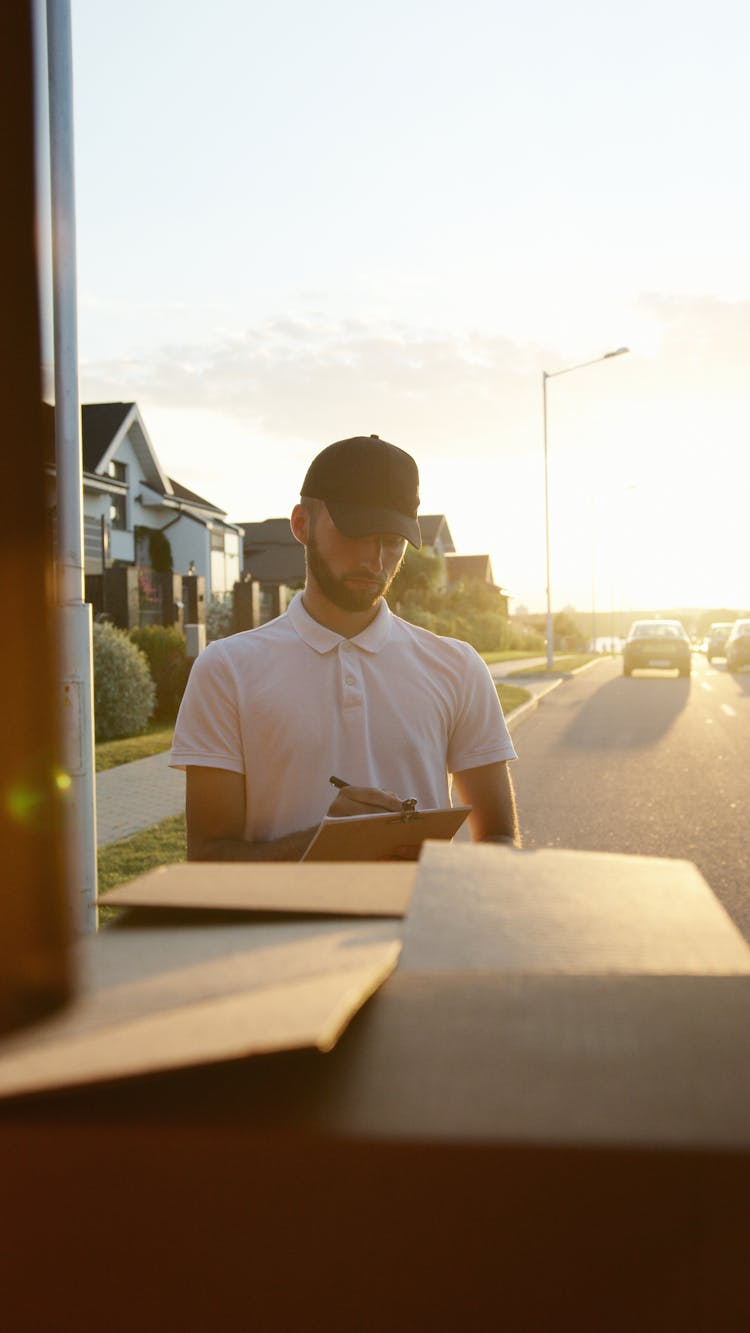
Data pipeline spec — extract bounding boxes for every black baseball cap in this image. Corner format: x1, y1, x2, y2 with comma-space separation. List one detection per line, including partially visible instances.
301, 435, 421, 548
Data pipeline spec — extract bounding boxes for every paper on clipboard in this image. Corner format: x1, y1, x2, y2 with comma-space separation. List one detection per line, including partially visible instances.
301, 805, 471, 862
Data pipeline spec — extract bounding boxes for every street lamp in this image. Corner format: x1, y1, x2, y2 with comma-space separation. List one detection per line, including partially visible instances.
542, 346, 629, 669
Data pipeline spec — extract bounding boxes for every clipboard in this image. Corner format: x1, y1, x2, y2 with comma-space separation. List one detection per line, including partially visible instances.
301, 805, 471, 862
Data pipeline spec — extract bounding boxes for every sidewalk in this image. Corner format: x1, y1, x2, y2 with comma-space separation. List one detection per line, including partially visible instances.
95, 658, 592, 847
96, 751, 184, 847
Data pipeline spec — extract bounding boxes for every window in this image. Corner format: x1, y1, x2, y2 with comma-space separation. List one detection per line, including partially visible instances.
110, 494, 127, 530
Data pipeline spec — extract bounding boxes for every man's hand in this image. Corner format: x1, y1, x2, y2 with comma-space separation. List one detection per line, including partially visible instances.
327, 785, 404, 817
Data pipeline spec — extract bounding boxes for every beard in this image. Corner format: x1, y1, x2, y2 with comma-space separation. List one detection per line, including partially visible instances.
306, 531, 403, 613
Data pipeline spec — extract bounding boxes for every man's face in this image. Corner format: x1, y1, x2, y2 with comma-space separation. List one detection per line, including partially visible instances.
306, 506, 406, 613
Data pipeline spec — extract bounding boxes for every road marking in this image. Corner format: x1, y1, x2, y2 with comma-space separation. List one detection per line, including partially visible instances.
721, 703, 737, 717
700, 681, 713, 692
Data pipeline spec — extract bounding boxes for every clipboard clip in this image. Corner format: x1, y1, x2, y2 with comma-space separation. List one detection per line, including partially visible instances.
399, 798, 419, 822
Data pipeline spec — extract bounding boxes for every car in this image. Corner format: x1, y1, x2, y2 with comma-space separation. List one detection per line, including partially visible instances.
725, 619, 750, 672
622, 619, 692, 677
705, 621, 735, 662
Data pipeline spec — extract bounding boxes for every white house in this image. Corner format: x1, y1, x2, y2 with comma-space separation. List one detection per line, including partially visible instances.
50, 402, 243, 601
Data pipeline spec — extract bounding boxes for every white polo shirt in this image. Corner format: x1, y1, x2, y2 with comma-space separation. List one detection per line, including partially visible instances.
170, 592, 517, 844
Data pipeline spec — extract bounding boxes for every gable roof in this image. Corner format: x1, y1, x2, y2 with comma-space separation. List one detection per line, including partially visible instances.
81, 403, 133, 471
168, 476, 226, 515
418, 513, 455, 551
80, 402, 171, 494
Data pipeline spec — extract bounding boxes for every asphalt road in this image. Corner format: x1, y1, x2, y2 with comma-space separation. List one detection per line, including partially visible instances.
511, 652, 750, 939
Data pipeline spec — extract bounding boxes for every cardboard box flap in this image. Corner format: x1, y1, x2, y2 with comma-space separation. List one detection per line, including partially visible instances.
0, 919, 401, 1100
99, 861, 417, 917
400, 842, 750, 975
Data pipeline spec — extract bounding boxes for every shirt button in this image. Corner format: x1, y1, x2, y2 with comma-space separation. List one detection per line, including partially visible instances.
346, 675, 356, 685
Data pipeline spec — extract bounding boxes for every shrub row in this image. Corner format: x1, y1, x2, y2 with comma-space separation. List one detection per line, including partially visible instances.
93, 622, 191, 741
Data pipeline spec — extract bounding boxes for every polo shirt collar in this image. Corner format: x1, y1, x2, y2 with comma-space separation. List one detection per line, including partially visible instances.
286, 591, 392, 655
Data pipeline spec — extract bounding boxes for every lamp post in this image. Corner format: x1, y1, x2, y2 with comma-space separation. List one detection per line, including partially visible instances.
542, 347, 629, 670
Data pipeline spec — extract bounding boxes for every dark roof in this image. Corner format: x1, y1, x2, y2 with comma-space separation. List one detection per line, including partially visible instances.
168, 477, 225, 514
244, 544, 305, 586
238, 518, 294, 545
418, 514, 455, 551
236, 517, 304, 584
81, 403, 134, 471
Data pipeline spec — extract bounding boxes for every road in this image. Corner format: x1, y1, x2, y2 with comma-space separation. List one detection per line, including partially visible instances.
511, 652, 750, 939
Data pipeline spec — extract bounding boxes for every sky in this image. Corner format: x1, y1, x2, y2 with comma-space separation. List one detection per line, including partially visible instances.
66, 0, 750, 614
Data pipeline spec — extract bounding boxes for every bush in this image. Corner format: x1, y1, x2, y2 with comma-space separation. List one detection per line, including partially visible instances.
129, 625, 190, 722
93, 622, 156, 741
206, 595, 233, 643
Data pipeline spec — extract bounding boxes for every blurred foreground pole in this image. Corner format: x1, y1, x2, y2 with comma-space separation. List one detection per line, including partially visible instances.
47, 0, 97, 931
0, 0, 73, 1031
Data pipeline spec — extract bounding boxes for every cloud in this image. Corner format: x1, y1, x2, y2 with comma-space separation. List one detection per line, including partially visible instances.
80, 314, 549, 458
79, 294, 750, 482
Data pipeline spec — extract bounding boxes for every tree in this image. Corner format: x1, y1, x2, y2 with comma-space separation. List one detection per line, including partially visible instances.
386, 546, 445, 607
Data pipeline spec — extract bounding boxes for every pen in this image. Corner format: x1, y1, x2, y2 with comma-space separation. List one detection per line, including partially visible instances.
329, 776, 417, 815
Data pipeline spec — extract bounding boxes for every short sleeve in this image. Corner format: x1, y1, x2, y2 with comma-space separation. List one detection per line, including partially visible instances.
446, 647, 517, 774
168, 643, 245, 774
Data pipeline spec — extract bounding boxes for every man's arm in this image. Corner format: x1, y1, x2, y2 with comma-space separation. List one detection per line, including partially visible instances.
185, 768, 407, 862
186, 767, 317, 861
452, 760, 521, 848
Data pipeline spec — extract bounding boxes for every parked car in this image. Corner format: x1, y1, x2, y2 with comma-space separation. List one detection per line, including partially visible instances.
725, 620, 750, 672
705, 621, 734, 662
622, 620, 692, 677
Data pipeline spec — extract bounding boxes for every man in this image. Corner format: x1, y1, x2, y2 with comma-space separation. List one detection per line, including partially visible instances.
170, 434, 520, 860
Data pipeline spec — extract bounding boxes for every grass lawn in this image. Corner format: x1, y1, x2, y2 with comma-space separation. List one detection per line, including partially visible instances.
503, 653, 597, 678
95, 724, 174, 772
98, 812, 186, 910
496, 682, 531, 713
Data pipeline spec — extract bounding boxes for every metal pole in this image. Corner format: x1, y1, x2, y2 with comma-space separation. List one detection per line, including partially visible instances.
542, 371, 554, 670
47, 0, 98, 932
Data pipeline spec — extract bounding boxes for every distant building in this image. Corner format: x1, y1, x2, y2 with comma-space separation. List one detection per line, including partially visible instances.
445, 553, 509, 618
239, 517, 306, 589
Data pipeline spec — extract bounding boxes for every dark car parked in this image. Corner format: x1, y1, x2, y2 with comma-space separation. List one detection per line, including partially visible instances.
725, 620, 750, 672
622, 620, 692, 677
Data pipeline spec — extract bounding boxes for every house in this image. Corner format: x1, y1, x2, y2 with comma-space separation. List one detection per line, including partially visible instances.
240, 518, 306, 589
418, 514, 456, 558
46, 402, 243, 606
445, 553, 509, 618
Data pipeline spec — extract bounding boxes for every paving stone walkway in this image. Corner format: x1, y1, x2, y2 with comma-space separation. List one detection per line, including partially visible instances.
96, 750, 184, 847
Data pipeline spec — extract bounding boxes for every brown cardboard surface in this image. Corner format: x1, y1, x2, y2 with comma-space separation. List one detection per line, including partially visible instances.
299, 971, 750, 1149
100, 860, 417, 916
301, 806, 470, 861
401, 841, 750, 974
0, 919, 401, 1100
